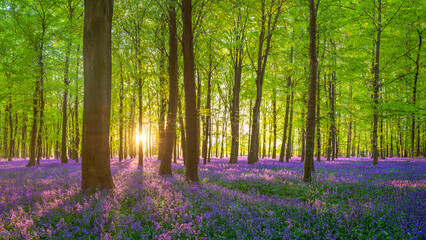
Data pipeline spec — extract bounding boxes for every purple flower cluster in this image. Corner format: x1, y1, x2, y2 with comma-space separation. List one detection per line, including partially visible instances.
0, 156, 425, 239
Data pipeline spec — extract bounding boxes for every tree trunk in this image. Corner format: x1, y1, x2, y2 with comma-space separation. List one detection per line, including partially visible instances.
138, 75, 143, 166
279, 92, 290, 162
178, 96, 187, 165
7, 100, 12, 161
346, 87, 352, 158
272, 89, 277, 159
247, 0, 282, 164
315, 80, 321, 162
21, 114, 27, 159
73, 45, 81, 162
182, 0, 199, 182
411, 29, 422, 158
303, 0, 317, 182
202, 70, 212, 165
61, 43, 71, 164
372, 0, 382, 165
160, 2, 178, 175
331, 71, 336, 161
262, 107, 267, 159
119, 61, 124, 162
81, 0, 114, 191
285, 91, 294, 163
230, 54, 243, 163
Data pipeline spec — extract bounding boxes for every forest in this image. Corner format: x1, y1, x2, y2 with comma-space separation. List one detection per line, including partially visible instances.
0, 0, 425, 239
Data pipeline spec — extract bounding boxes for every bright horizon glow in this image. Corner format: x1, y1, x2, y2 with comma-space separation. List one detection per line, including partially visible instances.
138, 133, 147, 143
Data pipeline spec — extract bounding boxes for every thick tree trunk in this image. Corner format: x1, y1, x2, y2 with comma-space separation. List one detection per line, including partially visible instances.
159, 2, 178, 175
303, 0, 317, 182
230, 55, 242, 163
81, 0, 114, 191
27, 68, 41, 166
182, 0, 199, 182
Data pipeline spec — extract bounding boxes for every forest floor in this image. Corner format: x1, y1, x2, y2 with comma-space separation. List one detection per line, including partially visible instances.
0, 156, 425, 239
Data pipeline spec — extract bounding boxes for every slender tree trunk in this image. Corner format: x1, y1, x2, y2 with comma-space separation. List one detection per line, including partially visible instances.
372, 0, 382, 165
248, 99, 252, 154
138, 73, 143, 166
81, 0, 114, 191
380, 119, 384, 159
301, 110, 306, 162
73, 45, 81, 162
279, 92, 290, 162
202, 71, 212, 164
129, 96, 135, 158
160, 2, 178, 175
61, 43, 71, 164
346, 87, 352, 158
7, 100, 12, 161
182, 0, 199, 182
119, 61, 124, 162
331, 72, 336, 161
316, 70, 321, 162
178, 96, 187, 164
248, 0, 282, 164
21, 114, 27, 159
303, 0, 317, 182
285, 91, 294, 163
272, 89, 277, 159
411, 29, 422, 158
262, 107, 267, 158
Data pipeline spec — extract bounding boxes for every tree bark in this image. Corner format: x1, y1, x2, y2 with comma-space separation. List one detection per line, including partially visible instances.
182, 0, 199, 182
272, 89, 277, 159
285, 91, 294, 163
372, 0, 381, 165
119, 61, 124, 162
279, 92, 290, 162
178, 96, 187, 164
303, 0, 317, 182
411, 29, 422, 158
248, 0, 282, 164
61, 42, 71, 164
81, 0, 114, 191
230, 51, 243, 163
160, 1, 178, 175
202, 71, 212, 164
73, 45, 81, 162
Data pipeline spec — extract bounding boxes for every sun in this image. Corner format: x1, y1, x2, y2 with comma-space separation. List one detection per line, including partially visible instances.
138, 133, 147, 142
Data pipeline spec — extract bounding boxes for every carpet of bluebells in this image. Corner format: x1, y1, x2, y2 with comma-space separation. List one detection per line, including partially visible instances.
0, 156, 425, 240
